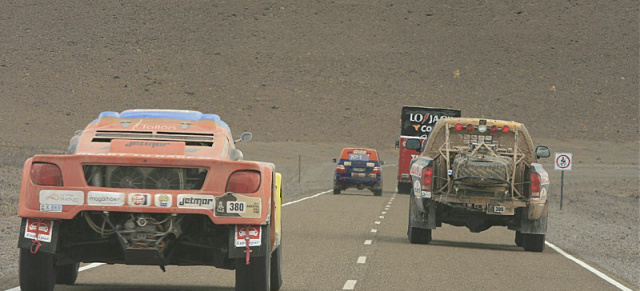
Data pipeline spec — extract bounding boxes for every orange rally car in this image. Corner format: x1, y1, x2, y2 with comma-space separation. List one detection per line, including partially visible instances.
17, 110, 283, 291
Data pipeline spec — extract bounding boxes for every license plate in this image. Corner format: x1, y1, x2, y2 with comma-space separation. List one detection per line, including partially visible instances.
352, 173, 365, 178
494, 206, 505, 213
352, 167, 365, 172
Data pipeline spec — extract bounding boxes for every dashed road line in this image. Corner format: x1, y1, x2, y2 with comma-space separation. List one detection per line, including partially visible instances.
370, 229, 377, 233
374, 221, 381, 225
343, 280, 358, 290
357, 256, 367, 264
379, 215, 384, 219
364, 240, 372, 245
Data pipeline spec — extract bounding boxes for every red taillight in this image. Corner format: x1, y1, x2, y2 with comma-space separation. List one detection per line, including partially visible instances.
466, 124, 474, 132
455, 123, 463, 131
502, 125, 510, 133
31, 163, 63, 186
530, 173, 541, 198
422, 167, 433, 192
226, 171, 261, 193
336, 165, 346, 173
490, 125, 498, 133
372, 167, 381, 174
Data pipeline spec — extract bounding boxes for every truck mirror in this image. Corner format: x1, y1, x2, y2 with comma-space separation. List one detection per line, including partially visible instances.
405, 139, 421, 151
395, 140, 400, 149
235, 132, 252, 143
380, 161, 385, 165
332, 158, 337, 163
535, 146, 551, 159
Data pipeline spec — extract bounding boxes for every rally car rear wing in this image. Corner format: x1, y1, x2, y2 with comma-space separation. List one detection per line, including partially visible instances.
19, 153, 274, 225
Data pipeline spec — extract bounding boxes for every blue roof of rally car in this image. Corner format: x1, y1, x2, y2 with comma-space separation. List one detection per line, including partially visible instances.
96, 110, 231, 132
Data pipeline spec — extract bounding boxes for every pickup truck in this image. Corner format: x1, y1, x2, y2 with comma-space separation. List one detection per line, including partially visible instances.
406, 118, 551, 252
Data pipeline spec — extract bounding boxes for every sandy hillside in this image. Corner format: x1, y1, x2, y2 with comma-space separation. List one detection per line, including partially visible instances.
0, 0, 637, 288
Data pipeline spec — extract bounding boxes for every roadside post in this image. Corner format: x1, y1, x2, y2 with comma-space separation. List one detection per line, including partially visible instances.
554, 152, 573, 210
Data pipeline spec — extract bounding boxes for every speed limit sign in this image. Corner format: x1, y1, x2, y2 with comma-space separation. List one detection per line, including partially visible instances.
555, 153, 573, 171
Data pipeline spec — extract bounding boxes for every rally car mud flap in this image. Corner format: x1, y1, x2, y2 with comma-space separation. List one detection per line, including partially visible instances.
519, 203, 549, 235
228, 225, 270, 259
18, 218, 60, 254
409, 197, 436, 230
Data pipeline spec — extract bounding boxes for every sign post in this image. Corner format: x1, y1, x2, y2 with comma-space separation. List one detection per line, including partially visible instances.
554, 152, 573, 210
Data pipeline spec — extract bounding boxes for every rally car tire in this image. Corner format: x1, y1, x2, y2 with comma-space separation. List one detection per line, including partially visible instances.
373, 189, 382, 196
397, 182, 412, 194
19, 248, 56, 291
408, 197, 432, 244
235, 233, 271, 291
522, 233, 546, 252
57, 262, 80, 285
333, 188, 341, 195
270, 244, 283, 291
514, 231, 523, 247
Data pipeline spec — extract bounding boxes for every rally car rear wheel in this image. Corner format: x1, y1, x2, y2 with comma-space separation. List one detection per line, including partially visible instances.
333, 188, 341, 195
57, 262, 80, 285
19, 248, 56, 291
270, 244, 283, 291
235, 227, 272, 291
522, 233, 546, 252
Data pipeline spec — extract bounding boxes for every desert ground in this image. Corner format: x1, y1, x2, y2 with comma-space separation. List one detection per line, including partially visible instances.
0, 0, 638, 289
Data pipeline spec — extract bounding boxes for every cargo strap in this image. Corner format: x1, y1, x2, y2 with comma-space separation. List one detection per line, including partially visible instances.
244, 225, 251, 265
30, 219, 42, 254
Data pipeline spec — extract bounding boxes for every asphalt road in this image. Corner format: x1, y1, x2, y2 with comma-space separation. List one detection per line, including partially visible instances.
17, 166, 626, 291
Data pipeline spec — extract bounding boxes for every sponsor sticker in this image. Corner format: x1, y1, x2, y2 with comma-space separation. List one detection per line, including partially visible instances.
87, 191, 125, 206
155, 194, 173, 207
39, 190, 84, 205
177, 194, 215, 209
40, 204, 62, 212
235, 225, 262, 247
24, 219, 54, 242
421, 191, 432, 198
409, 163, 422, 177
128, 193, 151, 207
413, 180, 421, 196
215, 193, 262, 218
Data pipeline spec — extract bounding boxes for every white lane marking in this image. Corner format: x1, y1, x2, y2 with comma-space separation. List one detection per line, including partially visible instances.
375, 221, 381, 225
546, 242, 633, 291
382, 211, 387, 214
379, 216, 384, 219
79, 263, 105, 272
343, 280, 357, 290
371, 229, 377, 233
364, 240, 372, 245
5, 263, 107, 291
357, 256, 367, 264
282, 190, 332, 207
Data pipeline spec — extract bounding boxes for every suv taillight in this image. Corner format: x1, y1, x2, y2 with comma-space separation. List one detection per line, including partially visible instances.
226, 171, 261, 193
336, 165, 346, 173
421, 167, 433, 192
31, 163, 63, 186
530, 173, 541, 198
372, 167, 381, 174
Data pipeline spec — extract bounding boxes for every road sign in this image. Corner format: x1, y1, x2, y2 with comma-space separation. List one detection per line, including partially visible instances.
555, 153, 573, 171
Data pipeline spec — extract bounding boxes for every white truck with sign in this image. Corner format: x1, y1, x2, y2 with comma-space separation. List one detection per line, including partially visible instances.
406, 118, 551, 252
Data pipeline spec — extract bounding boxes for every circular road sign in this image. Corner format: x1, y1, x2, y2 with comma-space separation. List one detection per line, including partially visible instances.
555, 153, 573, 171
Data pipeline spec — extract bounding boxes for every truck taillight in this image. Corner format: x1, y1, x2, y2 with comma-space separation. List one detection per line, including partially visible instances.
336, 165, 346, 173
422, 167, 433, 192
530, 172, 541, 198
373, 167, 381, 174
226, 170, 261, 193
31, 163, 63, 186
